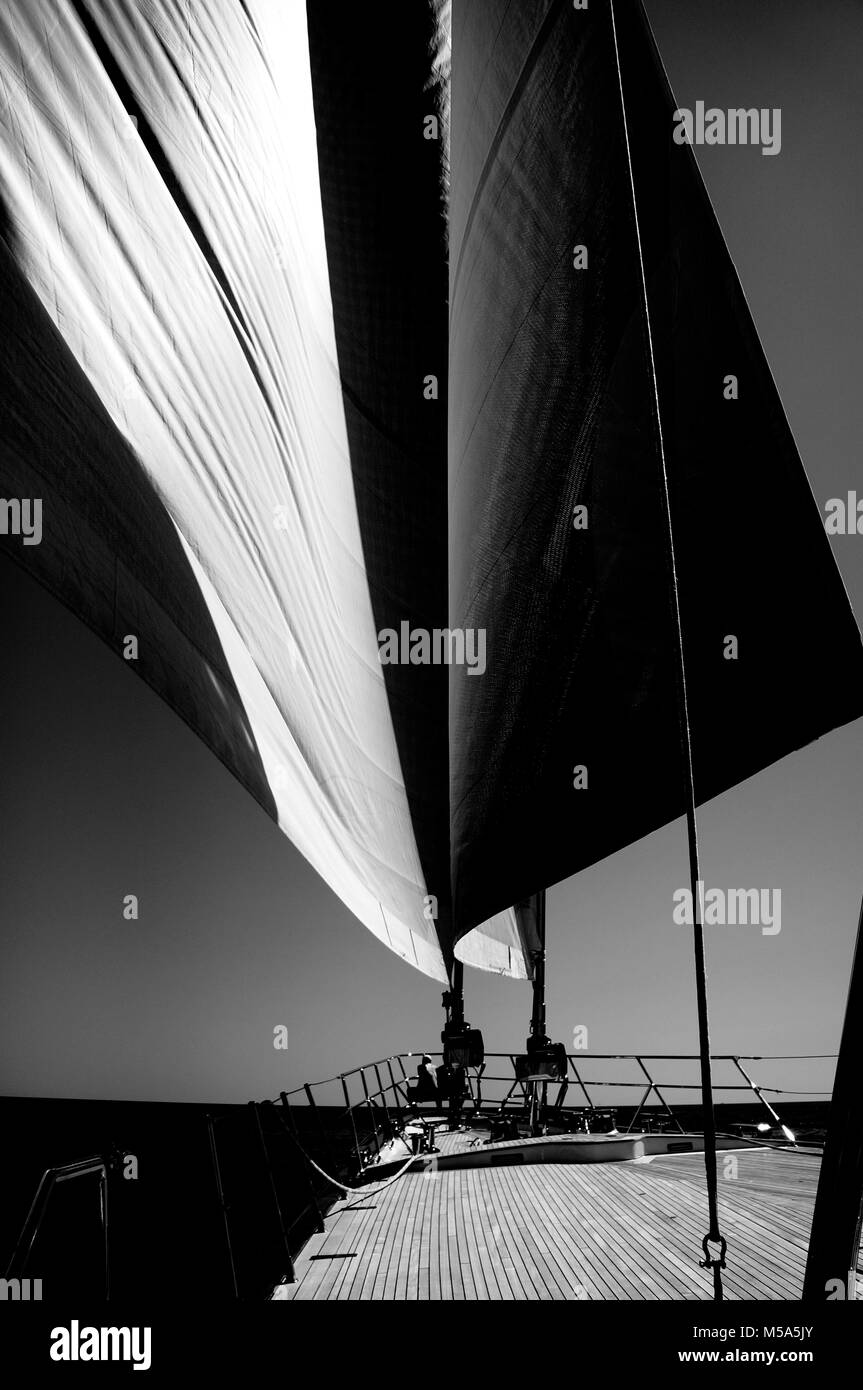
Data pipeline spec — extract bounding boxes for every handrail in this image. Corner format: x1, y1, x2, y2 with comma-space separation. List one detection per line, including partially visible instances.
262, 1050, 836, 1184
273, 1055, 832, 1153
5, 1151, 120, 1297
278, 1054, 414, 1100
269, 1052, 835, 1112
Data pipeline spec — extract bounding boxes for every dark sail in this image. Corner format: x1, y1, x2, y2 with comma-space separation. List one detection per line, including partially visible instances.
305, 0, 454, 959
449, 0, 863, 942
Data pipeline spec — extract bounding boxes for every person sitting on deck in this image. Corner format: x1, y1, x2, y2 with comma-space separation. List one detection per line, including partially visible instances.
414, 1054, 438, 1101
436, 1060, 467, 1130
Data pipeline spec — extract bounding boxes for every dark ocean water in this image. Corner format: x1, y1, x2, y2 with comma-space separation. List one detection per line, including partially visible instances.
0, 1095, 830, 1301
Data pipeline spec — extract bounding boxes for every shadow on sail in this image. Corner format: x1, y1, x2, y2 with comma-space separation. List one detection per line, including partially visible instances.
449, 0, 863, 948
0, 205, 276, 817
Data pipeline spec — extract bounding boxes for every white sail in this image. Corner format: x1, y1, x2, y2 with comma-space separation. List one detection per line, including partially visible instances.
0, 0, 447, 979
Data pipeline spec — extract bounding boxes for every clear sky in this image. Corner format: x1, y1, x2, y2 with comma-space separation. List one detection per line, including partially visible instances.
1, 0, 861, 1109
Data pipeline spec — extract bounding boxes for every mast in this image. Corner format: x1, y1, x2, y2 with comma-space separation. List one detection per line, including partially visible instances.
527, 889, 549, 1138
529, 889, 547, 1043
448, 959, 465, 1032
803, 897, 863, 1301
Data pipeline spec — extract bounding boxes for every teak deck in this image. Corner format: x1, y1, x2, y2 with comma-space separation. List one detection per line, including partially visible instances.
274, 1135, 852, 1301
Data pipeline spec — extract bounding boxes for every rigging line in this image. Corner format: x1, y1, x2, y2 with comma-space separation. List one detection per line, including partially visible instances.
608, 0, 725, 1293
273, 1107, 418, 1199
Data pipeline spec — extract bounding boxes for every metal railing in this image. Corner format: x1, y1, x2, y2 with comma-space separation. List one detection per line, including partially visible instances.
274, 1049, 832, 1141
4, 1151, 120, 1298
208, 1050, 833, 1296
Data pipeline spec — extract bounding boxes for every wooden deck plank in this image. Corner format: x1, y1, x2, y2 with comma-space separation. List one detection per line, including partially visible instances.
444, 1173, 464, 1301
606, 1164, 784, 1299
309, 1203, 369, 1302
546, 1164, 705, 1299
408, 1166, 436, 1300
521, 1164, 678, 1300
479, 1172, 524, 1298
465, 1170, 509, 1299
428, 1169, 444, 1300
389, 1160, 426, 1300
278, 1145, 824, 1301
579, 1157, 807, 1301
483, 1162, 554, 1299
366, 1166, 416, 1299
499, 1163, 596, 1299
282, 1213, 357, 1302
601, 1166, 777, 1301
491, 1163, 566, 1299
631, 1154, 817, 1275
607, 1158, 809, 1299
327, 1192, 391, 1301
456, 1169, 487, 1299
